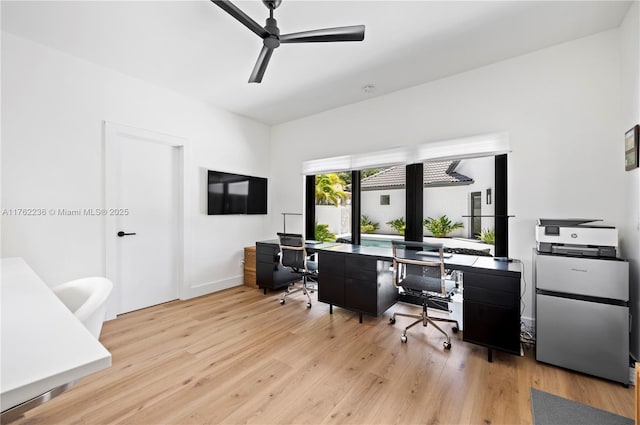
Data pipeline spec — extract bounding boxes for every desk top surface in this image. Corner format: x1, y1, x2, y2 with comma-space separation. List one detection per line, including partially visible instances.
257, 240, 521, 274
1, 257, 112, 412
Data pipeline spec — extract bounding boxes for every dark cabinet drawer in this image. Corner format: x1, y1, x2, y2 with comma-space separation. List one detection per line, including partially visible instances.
463, 286, 518, 309
345, 256, 377, 280
345, 278, 377, 313
464, 272, 519, 293
256, 261, 273, 283
320, 252, 345, 275
318, 252, 345, 306
318, 274, 345, 306
461, 268, 521, 356
463, 300, 520, 354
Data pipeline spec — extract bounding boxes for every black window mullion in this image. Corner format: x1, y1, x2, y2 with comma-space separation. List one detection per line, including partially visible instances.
405, 163, 423, 242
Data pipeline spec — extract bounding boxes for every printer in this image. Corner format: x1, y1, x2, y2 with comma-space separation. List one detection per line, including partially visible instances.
535, 218, 618, 258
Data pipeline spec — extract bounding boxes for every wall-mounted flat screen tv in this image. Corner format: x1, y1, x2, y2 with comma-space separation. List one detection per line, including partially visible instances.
207, 170, 267, 215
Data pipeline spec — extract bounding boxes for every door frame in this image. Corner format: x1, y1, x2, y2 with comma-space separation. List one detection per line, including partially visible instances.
103, 121, 185, 319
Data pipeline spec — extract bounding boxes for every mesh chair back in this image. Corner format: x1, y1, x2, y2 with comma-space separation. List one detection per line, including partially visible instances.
277, 233, 308, 271
391, 240, 447, 296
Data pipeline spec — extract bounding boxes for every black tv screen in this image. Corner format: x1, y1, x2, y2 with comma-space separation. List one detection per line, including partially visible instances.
207, 170, 267, 215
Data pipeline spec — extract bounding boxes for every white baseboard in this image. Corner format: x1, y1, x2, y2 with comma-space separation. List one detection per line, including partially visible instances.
104, 276, 243, 322
521, 315, 535, 328
182, 275, 243, 300
520, 316, 535, 346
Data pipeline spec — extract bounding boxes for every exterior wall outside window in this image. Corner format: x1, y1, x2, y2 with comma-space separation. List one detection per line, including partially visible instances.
359, 157, 495, 238
316, 205, 351, 237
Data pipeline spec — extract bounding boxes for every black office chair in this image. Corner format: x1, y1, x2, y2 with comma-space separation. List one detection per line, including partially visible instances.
389, 240, 459, 349
277, 232, 318, 308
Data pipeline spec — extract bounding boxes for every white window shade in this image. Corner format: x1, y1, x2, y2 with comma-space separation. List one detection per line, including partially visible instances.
416, 132, 510, 162
301, 132, 509, 175
350, 146, 412, 170
301, 155, 352, 175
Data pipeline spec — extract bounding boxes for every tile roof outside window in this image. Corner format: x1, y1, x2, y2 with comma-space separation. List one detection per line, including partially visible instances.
359, 161, 474, 191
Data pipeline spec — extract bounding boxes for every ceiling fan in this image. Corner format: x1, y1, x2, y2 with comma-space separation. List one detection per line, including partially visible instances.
211, 0, 365, 83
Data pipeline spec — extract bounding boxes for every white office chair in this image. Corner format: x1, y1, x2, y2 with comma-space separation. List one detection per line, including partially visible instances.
52, 277, 113, 339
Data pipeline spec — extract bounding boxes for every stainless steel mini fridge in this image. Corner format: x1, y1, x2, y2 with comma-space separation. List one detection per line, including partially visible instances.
534, 251, 629, 384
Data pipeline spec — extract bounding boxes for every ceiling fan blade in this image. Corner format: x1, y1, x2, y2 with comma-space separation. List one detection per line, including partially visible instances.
211, 0, 269, 39
280, 25, 365, 43
249, 45, 274, 83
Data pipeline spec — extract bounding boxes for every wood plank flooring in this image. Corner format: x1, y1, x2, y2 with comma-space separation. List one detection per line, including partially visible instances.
12, 286, 635, 424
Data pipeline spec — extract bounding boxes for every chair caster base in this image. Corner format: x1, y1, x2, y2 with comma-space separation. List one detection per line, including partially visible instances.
400, 335, 407, 343
452, 327, 459, 333
307, 302, 312, 308
279, 299, 285, 305
444, 341, 452, 349
389, 317, 396, 325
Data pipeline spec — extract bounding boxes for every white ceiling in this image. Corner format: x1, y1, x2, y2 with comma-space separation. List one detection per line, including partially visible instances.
1, 1, 632, 125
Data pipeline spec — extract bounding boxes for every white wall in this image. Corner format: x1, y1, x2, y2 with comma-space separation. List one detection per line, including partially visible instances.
423, 186, 474, 238
270, 29, 624, 325
361, 185, 477, 238
455, 156, 495, 234
620, 2, 640, 359
316, 205, 350, 236
425, 156, 495, 238
361, 189, 405, 234
1, 33, 273, 309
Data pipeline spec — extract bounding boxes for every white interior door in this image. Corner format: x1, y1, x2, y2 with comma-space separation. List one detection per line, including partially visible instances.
105, 123, 183, 315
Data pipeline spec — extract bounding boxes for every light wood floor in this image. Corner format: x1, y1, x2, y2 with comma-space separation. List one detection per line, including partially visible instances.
14, 286, 634, 424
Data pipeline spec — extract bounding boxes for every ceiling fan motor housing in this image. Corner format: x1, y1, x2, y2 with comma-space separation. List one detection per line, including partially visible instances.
264, 17, 280, 48
263, 0, 282, 10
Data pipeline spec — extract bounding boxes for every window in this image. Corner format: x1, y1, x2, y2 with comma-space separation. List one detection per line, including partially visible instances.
314, 173, 351, 242
361, 167, 404, 240
302, 134, 509, 255
470, 191, 482, 237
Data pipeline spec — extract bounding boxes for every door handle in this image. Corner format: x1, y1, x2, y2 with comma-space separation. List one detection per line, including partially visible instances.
117, 231, 137, 237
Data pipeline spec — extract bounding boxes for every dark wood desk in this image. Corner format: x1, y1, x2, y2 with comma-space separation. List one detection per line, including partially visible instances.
255, 240, 522, 361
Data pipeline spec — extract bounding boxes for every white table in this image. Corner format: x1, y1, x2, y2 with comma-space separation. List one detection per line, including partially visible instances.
1, 258, 111, 412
